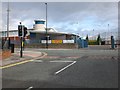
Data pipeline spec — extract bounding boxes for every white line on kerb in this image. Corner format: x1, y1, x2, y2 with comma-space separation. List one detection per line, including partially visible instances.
55, 61, 76, 75
50, 60, 73, 62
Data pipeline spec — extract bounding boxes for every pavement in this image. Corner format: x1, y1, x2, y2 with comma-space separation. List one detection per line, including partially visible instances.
1, 49, 45, 67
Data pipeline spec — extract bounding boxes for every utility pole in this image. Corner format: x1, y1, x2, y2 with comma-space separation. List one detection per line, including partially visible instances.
7, 1, 10, 49
45, 3, 48, 49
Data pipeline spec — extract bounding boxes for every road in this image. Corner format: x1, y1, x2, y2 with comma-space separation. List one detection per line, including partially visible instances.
2, 48, 118, 89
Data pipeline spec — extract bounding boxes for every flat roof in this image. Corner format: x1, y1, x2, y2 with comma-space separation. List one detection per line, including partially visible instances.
0, 29, 76, 36
30, 30, 76, 36
34, 19, 45, 22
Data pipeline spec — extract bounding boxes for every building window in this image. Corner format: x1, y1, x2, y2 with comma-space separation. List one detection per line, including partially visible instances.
35, 21, 45, 24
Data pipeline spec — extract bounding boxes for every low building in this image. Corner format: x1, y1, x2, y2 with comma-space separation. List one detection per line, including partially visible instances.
1, 19, 79, 48
29, 19, 77, 44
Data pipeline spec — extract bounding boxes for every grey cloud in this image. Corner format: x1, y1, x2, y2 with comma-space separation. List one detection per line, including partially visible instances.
47, 2, 117, 22
2, 2, 117, 23
2, 2, 118, 35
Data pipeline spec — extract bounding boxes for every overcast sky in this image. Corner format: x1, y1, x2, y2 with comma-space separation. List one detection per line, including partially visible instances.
2, 2, 118, 37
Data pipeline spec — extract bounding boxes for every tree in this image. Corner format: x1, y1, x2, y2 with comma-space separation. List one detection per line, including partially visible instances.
97, 34, 101, 45
86, 34, 89, 45
86, 34, 89, 41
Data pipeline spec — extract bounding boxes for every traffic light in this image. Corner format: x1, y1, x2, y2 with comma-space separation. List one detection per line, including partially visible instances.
24, 26, 27, 37
18, 25, 23, 36
18, 25, 27, 37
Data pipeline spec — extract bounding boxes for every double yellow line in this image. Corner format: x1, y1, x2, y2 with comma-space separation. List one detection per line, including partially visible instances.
0, 52, 47, 69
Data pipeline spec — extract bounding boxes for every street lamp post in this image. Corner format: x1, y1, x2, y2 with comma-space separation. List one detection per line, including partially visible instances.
76, 33, 79, 43
93, 29, 94, 40
108, 24, 109, 40
13, 32, 16, 44
45, 3, 48, 49
108, 24, 110, 44
76, 34, 77, 44
105, 32, 107, 44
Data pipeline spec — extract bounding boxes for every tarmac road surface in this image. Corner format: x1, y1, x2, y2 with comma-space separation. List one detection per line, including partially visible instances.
2, 48, 118, 88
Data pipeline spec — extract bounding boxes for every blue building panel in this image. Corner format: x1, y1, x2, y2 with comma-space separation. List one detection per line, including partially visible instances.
30, 33, 36, 38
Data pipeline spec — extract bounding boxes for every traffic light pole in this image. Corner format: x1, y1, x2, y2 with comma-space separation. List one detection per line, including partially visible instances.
18, 22, 27, 58
20, 36, 23, 58
19, 22, 23, 58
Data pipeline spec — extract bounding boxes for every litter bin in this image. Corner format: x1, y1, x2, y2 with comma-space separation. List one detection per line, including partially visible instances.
10, 44, 14, 53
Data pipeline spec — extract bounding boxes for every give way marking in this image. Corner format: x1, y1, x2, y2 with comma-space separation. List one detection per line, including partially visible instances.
54, 61, 76, 75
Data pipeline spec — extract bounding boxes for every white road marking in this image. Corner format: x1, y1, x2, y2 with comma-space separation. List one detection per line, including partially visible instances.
50, 60, 73, 62
39, 52, 47, 58
67, 56, 79, 59
26, 86, 33, 90
55, 61, 76, 75
32, 60, 43, 63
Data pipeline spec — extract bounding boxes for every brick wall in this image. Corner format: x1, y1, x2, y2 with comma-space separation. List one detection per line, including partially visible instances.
15, 43, 77, 49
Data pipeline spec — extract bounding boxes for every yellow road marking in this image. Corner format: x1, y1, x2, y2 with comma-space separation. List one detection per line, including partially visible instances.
0, 60, 34, 69
0, 52, 48, 69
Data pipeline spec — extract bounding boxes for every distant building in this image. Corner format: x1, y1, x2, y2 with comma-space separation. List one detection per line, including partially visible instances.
1, 19, 78, 45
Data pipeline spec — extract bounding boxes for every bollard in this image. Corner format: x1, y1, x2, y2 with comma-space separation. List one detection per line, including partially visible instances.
10, 44, 14, 53
111, 36, 115, 49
